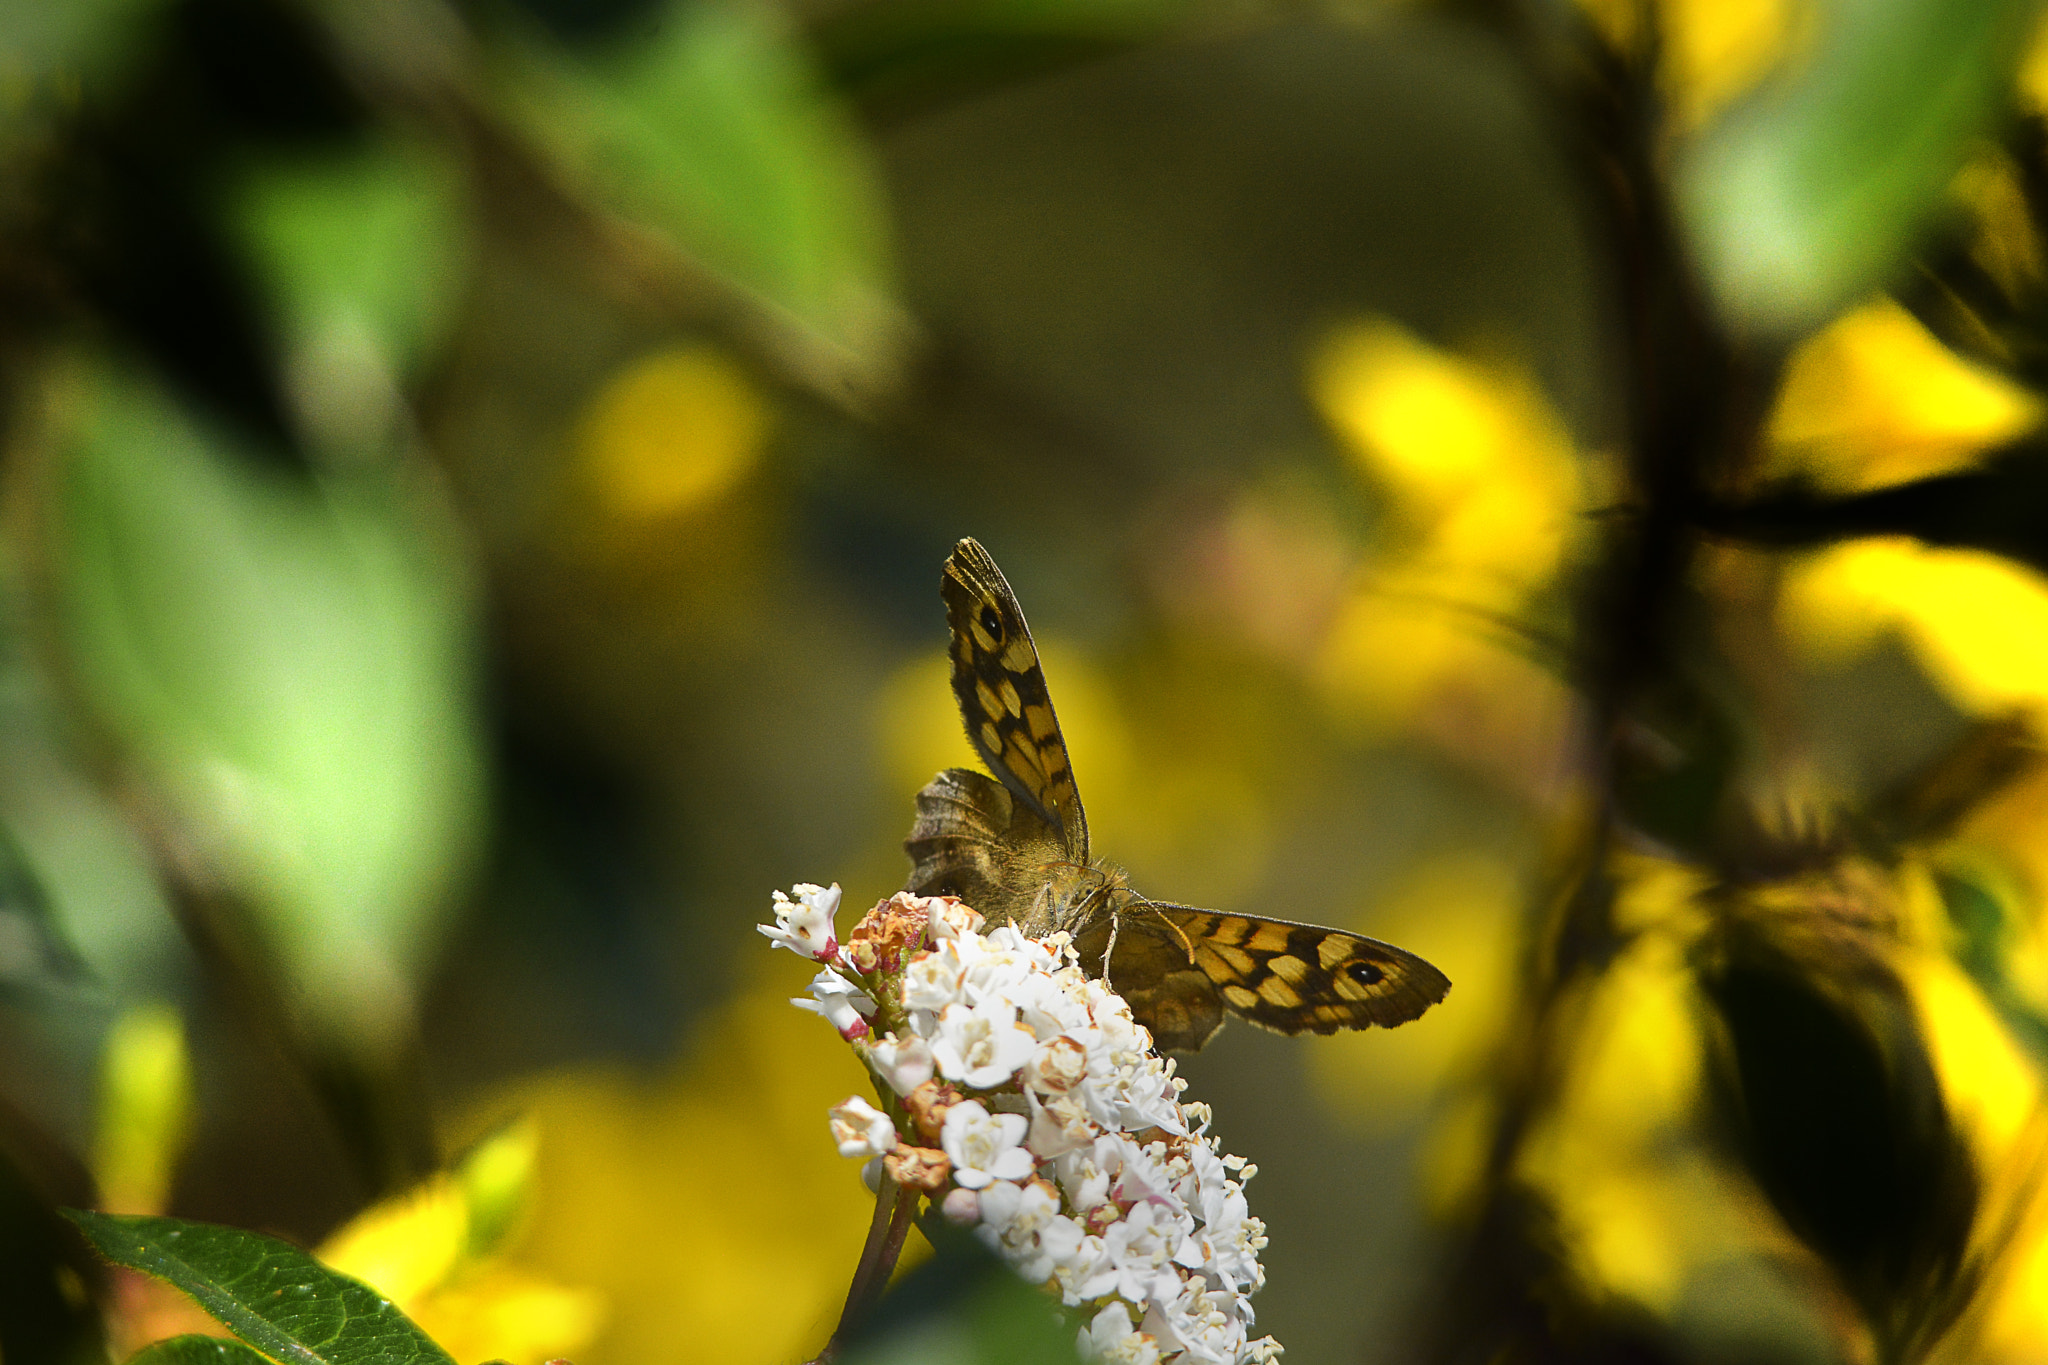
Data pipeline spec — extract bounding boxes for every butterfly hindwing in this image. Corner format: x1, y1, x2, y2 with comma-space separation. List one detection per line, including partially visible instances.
905, 766, 1070, 931
941, 539, 1091, 865
1071, 905, 1228, 1053
1121, 904, 1451, 1038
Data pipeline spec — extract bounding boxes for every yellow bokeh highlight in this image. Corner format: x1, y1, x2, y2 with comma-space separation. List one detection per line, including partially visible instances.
1957, 1113, 2048, 1365
1575, 0, 1801, 129
1308, 320, 1580, 777
1910, 952, 2038, 1158
1310, 853, 1523, 1132
93, 1003, 193, 1217
1780, 539, 2048, 716
1908, 953, 2048, 1365
320, 1178, 471, 1306
575, 345, 767, 522
458, 971, 883, 1365
1513, 860, 1806, 1318
318, 1120, 603, 1365
2020, 6, 2048, 118
1311, 320, 1576, 582
1765, 300, 2041, 492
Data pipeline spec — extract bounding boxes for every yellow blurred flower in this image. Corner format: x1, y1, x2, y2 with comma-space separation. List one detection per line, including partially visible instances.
318, 1121, 605, 1365
1905, 943, 2048, 1365
94, 1003, 193, 1217
2018, 6, 2048, 119
1952, 152, 2045, 304
1765, 299, 2040, 491
1308, 320, 1582, 785
575, 343, 768, 523
1575, 0, 1803, 130
1780, 540, 2048, 716
453, 970, 885, 1365
1512, 857, 1820, 1318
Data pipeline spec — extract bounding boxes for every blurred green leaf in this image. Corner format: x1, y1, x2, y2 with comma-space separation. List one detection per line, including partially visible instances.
229, 136, 472, 384
1680, 0, 2037, 337
127, 1336, 274, 1365
54, 361, 483, 1039
496, 0, 898, 375
0, 812, 81, 989
0, 0, 166, 98
67, 1211, 455, 1365
1936, 867, 2048, 1057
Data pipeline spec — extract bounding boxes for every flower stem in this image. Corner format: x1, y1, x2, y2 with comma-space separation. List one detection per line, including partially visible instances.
811, 1172, 921, 1364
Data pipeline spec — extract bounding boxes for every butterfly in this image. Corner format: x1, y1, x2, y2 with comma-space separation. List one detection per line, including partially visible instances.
904, 537, 1450, 1052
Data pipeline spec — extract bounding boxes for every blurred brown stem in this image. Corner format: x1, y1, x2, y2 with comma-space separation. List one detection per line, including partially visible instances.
810, 1173, 919, 1365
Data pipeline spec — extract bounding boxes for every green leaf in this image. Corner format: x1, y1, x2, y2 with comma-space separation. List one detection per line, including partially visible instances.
54, 361, 483, 1038
0, 811, 82, 989
229, 136, 472, 382
496, 0, 898, 374
0, 0, 167, 99
1680, 0, 2038, 337
127, 1336, 276, 1365
67, 1212, 455, 1365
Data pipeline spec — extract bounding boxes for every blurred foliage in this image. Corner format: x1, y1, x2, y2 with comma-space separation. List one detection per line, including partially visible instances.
12, 0, 2048, 1363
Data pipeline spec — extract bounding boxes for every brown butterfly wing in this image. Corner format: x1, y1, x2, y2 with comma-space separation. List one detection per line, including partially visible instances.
941, 538, 1090, 864
1078, 902, 1450, 1049
904, 766, 1071, 933
1170, 906, 1451, 1034
1071, 903, 1229, 1052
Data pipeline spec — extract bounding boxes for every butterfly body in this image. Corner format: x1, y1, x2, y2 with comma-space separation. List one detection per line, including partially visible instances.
905, 538, 1450, 1051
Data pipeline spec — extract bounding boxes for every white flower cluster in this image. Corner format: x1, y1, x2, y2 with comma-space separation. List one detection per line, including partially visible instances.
769, 885, 1281, 1365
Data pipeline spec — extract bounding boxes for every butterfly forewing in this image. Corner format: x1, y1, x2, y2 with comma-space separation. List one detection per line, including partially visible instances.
941, 539, 1090, 864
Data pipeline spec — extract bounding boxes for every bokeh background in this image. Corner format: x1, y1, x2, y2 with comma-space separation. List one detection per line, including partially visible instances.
13, 0, 2048, 1361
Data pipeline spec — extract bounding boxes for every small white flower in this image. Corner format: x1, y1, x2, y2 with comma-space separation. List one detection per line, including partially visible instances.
902, 940, 968, 1015
1041, 1216, 1118, 1305
827, 1095, 896, 1159
792, 968, 876, 1040
760, 882, 843, 961
1102, 1134, 1178, 1210
1025, 1034, 1091, 1094
940, 1099, 1034, 1189
1079, 1300, 1161, 1364
772, 877, 1280, 1361
1102, 1198, 1195, 1309
1148, 1280, 1256, 1364
931, 998, 1036, 1089
940, 1186, 981, 1225
1027, 1089, 1098, 1158
975, 1178, 1063, 1281
869, 1032, 936, 1095
1054, 1139, 1116, 1214
927, 897, 985, 940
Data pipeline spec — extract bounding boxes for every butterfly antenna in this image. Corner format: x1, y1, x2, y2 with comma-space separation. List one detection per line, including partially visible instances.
1128, 892, 1199, 960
